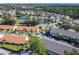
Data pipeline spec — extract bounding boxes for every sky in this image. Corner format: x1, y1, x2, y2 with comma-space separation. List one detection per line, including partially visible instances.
0, 0, 79, 3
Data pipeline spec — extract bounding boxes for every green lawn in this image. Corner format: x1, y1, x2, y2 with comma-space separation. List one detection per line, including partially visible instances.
16, 19, 25, 23
0, 30, 3, 32
1, 44, 24, 52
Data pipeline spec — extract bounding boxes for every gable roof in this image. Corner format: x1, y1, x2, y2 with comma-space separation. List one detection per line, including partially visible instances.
0, 25, 15, 30
0, 34, 28, 44
15, 26, 37, 32
0, 25, 39, 32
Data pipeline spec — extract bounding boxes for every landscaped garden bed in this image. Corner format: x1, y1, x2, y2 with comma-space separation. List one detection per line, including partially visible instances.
0, 43, 24, 52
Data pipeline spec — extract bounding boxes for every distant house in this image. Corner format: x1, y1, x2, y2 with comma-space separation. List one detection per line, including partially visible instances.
64, 16, 70, 19
72, 19, 79, 25
0, 25, 39, 32
15, 25, 39, 32
0, 34, 28, 44
0, 25, 15, 31
50, 28, 79, 39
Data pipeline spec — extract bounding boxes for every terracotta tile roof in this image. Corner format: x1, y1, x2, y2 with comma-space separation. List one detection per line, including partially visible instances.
0, 34, 28, 44
0, 25, 15, 30
0, 25, 39, 32
15, 26, 38, 32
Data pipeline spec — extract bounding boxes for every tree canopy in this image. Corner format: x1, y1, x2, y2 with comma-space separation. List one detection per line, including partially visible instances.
0, 20, 17, 25
36, 6, 79, 19
22, 20, 40, 26
64, 49, 79, 55
29, 36, 47, 55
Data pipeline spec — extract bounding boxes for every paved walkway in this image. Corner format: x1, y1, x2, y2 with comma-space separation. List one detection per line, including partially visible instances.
0, 48, 11, 55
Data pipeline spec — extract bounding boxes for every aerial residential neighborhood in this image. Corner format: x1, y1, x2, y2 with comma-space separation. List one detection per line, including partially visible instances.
0, 3, 79, 55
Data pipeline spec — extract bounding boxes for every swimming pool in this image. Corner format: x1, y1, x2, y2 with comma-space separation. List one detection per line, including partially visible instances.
17, 15, 28, 19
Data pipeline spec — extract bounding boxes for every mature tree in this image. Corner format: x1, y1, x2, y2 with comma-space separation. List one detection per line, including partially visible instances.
2, 14, 12, 20
64, 49, 79, 55
74, 38, 79, 45
29, 36, 47, 55
40, 6, 79, 19
72, 26, 79, 32
59, 22, 72, 30
0, 20, 17, 25
22, 20, 40, 26
45, 30, 50, 37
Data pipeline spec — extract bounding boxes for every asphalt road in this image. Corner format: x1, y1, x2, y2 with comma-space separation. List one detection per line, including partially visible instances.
39, 35, 79, 55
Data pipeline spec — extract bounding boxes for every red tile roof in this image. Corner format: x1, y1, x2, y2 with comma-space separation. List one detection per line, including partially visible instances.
0, 34, 28, 44
15, 26, 37, 32
0, 25, 39, 32
0, 25, 15, 30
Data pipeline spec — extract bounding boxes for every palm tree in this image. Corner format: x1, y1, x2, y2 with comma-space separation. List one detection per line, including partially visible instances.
23, 41, 30, 50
